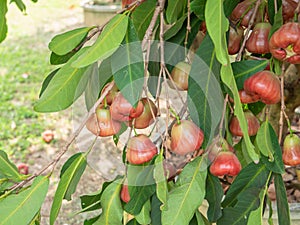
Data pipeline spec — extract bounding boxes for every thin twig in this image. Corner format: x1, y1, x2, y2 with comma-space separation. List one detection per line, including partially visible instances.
141, 1, 161, 50
8, 82, 116, 192
236, 0, 262, 61
278, 64, 286, 144
184, 0, 191, 52
219, 94, 229, 135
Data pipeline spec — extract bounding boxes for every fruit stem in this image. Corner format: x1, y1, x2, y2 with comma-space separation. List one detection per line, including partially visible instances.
103, 97, 108, 109
133, 126, 138, 136
170, 107, 181, 124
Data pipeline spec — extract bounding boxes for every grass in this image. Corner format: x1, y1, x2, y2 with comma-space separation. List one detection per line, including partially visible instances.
0, 0, 82, 160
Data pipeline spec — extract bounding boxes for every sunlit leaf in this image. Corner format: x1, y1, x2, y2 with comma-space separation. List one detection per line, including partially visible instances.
49, 26, 93, 55
205, 0, 228, 65
34, 48, 90, 112
135, 200, 151, 224
39, 68, 60, 98
0, 0, 8, 43
257, 122, 285, 174
221, 65, 259, 162
84, 63, 100, 111
94, 179, 123, 225
72, 14, 128, 68
0, 176, 49, 225
154, 153, 168, 210
50, 153, 87, 225
0, 150, 23, 181
162, 157, 208, 225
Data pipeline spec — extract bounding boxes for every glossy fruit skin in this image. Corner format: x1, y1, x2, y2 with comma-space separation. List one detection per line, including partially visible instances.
170, 120, 204, 155
269, 22, 300, 64
207, 137, 234, 162
18, 163, 29, 175
230, 0, 262, 27
86, 106, 121, 137
282, 134, 300, 166
246, 22, 271, 54
101, 82, 119, 105
110, 93, 144, 122
228, 26, 244, 55
120, 184, 130, 203
210, 151, 242, 176
170, 61, 191, 91
229, 110, 260, 136
126, 134, 158, 164
131, 98, 158, 129
244, 70, 281, 104
163, 161, 177, 179
238, 89, 260, 104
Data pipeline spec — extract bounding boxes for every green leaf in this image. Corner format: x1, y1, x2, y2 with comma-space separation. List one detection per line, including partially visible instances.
166, 0, 187, 24
217, 189, 261, 225
269, 6, 283, 39
50, 51, 76, 65
164, 15, 187, 40
274, 173, 290, 225
268, 0, 282, 25
34, 48, 90, 112
190, 0, 206, 20
165, 15, 200, 71
49, 27, 93, 55
223, 0, 240, 17
232, 60, 268, 90
10, 0, 26, 12
84, 63, 100, 111
221, 64, 259, 162
135, 200, 151, 224
222, 162, 269, 208
72, 14, 128, 68
50, 153, 87, 225
131, 0, 157, 40
0, 150, 23, 181
190, 210, 210, 225
151, 194, 162, 225
257, 122, 285, 174
154, 153, 168, 210
205, 0, 229, 65
188, 34, 223, 148
84, 215, 101, 225
94, 179, 123, 225
162, 157, 208, 225
0, 176, 49, 225
112, 18, 144, 106
0, 0, 8, 43
125, 165, 156, 215
39, 68, 60, 98
79, 180, 114, 213
127, 219, 141, 225
247, 191, 264, 225
205, 172, 223, 222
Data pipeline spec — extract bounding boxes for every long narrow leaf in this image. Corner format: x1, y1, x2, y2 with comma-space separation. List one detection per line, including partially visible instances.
0, 0, 8, 43
0, 176, 49, 225
0, 150, 23, 181
50, 153, 87, 225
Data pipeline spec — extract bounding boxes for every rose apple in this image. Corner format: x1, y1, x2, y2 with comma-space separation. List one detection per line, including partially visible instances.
17, 163, 29, 175
42, 130, 54, 143
170, 120, 204, 155
228, 25, 244, 55
86, 105, 121, 137
170, 61, 191, 91
269, 22, 300, 64
229, 110, 260, 136
210, 151, 242, 176
120, 184, 130, 203
206, 137, 234, 162
246, 22, 271, 54
244, 70, 281, 104
282, 134, 300, 166
131, 98, 158, 129
101, 82, 119, 105
282, 0, 298, 22
110, 93, 144, 122
126, 134, 158, 164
